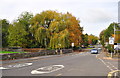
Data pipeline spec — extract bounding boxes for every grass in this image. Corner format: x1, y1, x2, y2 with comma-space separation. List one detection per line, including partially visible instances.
0, 51, 27, 54
86, 48, 94, 49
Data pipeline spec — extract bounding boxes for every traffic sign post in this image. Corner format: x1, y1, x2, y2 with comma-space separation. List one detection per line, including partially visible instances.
109, 37, 114, 44
109, 37, 114, 58
71, 43, 74, 50
71, 43, 74, 47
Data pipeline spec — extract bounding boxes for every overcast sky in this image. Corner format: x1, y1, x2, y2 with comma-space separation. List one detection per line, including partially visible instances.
0, 0, 119, 37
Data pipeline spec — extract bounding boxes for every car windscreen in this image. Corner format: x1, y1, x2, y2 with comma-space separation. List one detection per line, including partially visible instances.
91, 49, 97, 51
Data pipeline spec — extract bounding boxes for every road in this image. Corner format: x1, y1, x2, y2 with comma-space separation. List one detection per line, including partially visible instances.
1, 50, 119, 77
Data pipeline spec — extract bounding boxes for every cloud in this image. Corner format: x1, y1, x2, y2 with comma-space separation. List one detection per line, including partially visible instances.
82, 8, 116, 23
0, 0, 119, 36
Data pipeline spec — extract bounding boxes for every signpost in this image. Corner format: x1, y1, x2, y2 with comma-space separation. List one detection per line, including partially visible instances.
71, 43, 74, 47
71, 43, 74, 50
109, 37, 114, 45
109, 37, 114, 58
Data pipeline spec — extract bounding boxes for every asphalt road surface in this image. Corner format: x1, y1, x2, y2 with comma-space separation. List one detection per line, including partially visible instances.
1, 50, 118, 77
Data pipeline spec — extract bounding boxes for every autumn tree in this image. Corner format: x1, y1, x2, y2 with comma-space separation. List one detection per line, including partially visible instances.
30, 10, 83, 49
63, 13, 83, 47
88, 34, 98, 45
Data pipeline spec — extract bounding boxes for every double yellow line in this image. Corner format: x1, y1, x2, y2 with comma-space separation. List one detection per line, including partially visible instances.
108, 70, 120, 78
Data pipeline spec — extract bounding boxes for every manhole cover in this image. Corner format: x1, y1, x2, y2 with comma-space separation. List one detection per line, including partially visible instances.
31, 65, 64, 74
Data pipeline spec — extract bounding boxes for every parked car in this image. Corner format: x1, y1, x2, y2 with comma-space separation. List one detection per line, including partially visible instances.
90, 48, 98, 54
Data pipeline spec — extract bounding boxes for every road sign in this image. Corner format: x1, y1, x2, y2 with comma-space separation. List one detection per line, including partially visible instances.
71, 43, 74, 47
109, 37, 114, 44
114, 43, 120, 49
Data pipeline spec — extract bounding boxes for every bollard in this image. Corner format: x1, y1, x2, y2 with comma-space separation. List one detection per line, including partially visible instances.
56, 50, 58, 55
60, 50, 62, 55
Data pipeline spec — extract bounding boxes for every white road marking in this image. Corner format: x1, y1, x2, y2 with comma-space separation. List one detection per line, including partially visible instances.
97, 54, 118, 72
107, 62, 118, 70
99, 58, 113, 71
0, 67, 8, 69
96, 54, 99, 58
56, 73, 62, 76
31, 65, 64, 74
0, 63, 32, 70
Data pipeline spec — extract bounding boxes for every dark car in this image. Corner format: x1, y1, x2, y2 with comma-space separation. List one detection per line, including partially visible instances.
90, 49, 98, 54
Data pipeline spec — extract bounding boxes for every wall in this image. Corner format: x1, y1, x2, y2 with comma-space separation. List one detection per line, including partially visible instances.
1, 49, 73, 60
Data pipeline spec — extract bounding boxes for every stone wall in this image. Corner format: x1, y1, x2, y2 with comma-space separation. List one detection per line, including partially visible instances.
1, 49, 72, 60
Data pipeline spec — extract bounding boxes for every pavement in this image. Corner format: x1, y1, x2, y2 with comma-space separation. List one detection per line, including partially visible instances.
0, 50, 119, 78
96, 50, 120, 61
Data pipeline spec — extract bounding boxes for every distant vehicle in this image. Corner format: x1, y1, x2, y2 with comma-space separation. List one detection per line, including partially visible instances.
98, 48, 102, 50
89, 46, 95, 48
90, 48, 98, 54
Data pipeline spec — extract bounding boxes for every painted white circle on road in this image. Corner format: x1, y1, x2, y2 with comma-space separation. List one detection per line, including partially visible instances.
0, 63, 32, 69
31, 65, 64, 74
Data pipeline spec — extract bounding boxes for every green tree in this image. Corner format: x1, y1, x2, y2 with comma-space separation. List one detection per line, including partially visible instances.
99, 22, 120, 47
8, 22, 28, 47
17, 12, 34, 48
99, 30, 106, 47
18, 12, 33, 31
30, 10, 58, 48
1, 19, 9, 47
81, 33, 89, 47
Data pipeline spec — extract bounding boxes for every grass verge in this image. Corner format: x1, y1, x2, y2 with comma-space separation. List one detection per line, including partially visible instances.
0, 51, 27, 54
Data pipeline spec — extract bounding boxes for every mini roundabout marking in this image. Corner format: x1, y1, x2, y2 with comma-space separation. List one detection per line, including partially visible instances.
31, 65, 64, 74
0, 63, 32, 70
